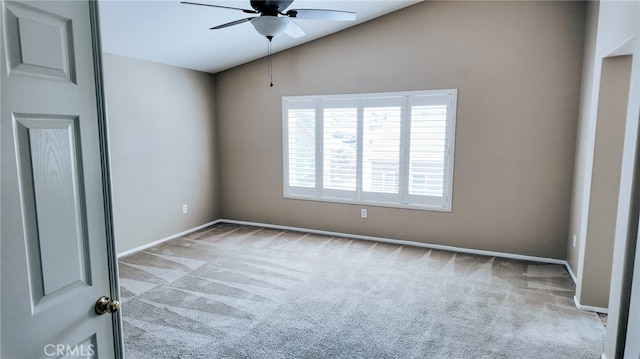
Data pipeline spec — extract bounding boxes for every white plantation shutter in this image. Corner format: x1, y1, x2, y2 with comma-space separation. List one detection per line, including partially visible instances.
288, 109, 316, 187
409, 104, 446, 196
284, 100, 317, 197
361, 97, 403, 203
407, 94, 455, 207
283, 90, 456, 211
322, 100, 358, 199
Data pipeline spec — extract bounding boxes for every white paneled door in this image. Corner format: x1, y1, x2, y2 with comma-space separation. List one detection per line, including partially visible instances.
1, 1, 122, 358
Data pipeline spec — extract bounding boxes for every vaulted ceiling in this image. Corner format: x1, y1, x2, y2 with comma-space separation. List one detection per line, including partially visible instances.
98, 0, 421, 74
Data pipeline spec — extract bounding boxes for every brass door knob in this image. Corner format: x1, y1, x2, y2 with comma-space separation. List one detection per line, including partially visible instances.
95, 296, 120, 315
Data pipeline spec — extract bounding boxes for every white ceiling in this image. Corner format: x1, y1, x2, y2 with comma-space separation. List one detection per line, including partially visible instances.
98, 0, 421, 74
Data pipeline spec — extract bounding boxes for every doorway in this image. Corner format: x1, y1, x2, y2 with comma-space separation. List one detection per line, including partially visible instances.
581, 55, 633, 309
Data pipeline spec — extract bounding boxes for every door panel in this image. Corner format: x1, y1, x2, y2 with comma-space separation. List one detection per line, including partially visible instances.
1, 1, 120, 358
4, 1, 75, 81
15, 115, 91, 304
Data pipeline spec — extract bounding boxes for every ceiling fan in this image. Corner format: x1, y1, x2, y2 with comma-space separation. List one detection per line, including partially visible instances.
181, 1, 357, 87
180, 0, 357, 40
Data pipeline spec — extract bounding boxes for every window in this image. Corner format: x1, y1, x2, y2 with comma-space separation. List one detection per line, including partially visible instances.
283, 89, 457, 211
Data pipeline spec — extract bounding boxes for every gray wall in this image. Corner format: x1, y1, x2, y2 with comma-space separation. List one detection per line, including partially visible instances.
215, 1, 586, 259
103, 53, 219, 254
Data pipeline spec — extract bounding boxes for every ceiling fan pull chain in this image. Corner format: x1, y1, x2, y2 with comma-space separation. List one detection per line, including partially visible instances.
267, 36, 274, 87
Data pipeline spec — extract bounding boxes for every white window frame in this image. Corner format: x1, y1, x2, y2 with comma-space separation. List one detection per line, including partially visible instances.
282, 89, 457, 212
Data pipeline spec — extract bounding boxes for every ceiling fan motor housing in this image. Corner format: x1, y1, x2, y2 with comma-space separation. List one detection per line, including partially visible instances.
250, 0, 294, 15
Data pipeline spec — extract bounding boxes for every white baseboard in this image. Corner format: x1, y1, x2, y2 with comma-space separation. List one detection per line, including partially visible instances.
117, 218, 608, 315
565, 262, 578, 285
218, 218, 567, 266
239, 217, 605, 315
573, 295, 609, 314
565, 263, 610, 314
117, 219, 222, 258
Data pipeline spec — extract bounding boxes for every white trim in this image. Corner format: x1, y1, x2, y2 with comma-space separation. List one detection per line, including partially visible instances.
603, 35, 635, 58
217, 218, 567, 265
282, 195, 452, 212
565, 262, 578, 285
284, 89, 456, 102
116, 220, 222, 258
601, 354, 607, 359
283, 89, 457, 213
573, 295, 609, 314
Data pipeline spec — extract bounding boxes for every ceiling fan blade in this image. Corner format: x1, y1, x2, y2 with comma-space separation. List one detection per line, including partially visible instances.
285, 9, 357, 21
180, 1, 258, 14
210, 17, 254, 30
282, 18, 305, 38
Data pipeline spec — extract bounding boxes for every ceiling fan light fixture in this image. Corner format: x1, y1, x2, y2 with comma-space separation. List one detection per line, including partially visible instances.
250, 16, 288, 39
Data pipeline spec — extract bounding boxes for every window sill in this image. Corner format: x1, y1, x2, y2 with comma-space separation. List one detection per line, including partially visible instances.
283, 194, 452, 213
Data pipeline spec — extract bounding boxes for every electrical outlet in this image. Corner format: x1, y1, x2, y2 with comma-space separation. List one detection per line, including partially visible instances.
182, 204, 188, 214
361, 209, 367, 219
572, 234, 577, 248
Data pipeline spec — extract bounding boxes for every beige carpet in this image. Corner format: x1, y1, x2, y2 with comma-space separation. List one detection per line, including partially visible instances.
119, 223, 605, 358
